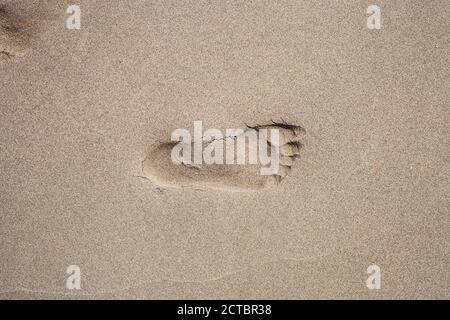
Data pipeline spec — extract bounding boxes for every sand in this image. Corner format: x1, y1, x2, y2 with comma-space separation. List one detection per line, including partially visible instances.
0, 0, 448, 299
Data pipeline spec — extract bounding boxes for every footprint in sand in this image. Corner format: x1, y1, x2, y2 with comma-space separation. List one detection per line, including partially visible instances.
0, 7, 34, 61
143, 122, 305, 191
0, 1, 71, 62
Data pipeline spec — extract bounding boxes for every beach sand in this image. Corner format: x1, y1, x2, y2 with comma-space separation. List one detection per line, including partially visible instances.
0, 0, 448, 299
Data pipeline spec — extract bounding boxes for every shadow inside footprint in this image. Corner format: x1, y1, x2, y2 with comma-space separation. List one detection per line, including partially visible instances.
143, 121, 305, 191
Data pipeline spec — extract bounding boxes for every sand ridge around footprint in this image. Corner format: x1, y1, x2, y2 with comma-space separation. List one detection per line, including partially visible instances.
143, 121, 305, 191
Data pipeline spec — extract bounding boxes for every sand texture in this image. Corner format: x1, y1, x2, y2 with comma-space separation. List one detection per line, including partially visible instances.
0, 0, 448, 299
